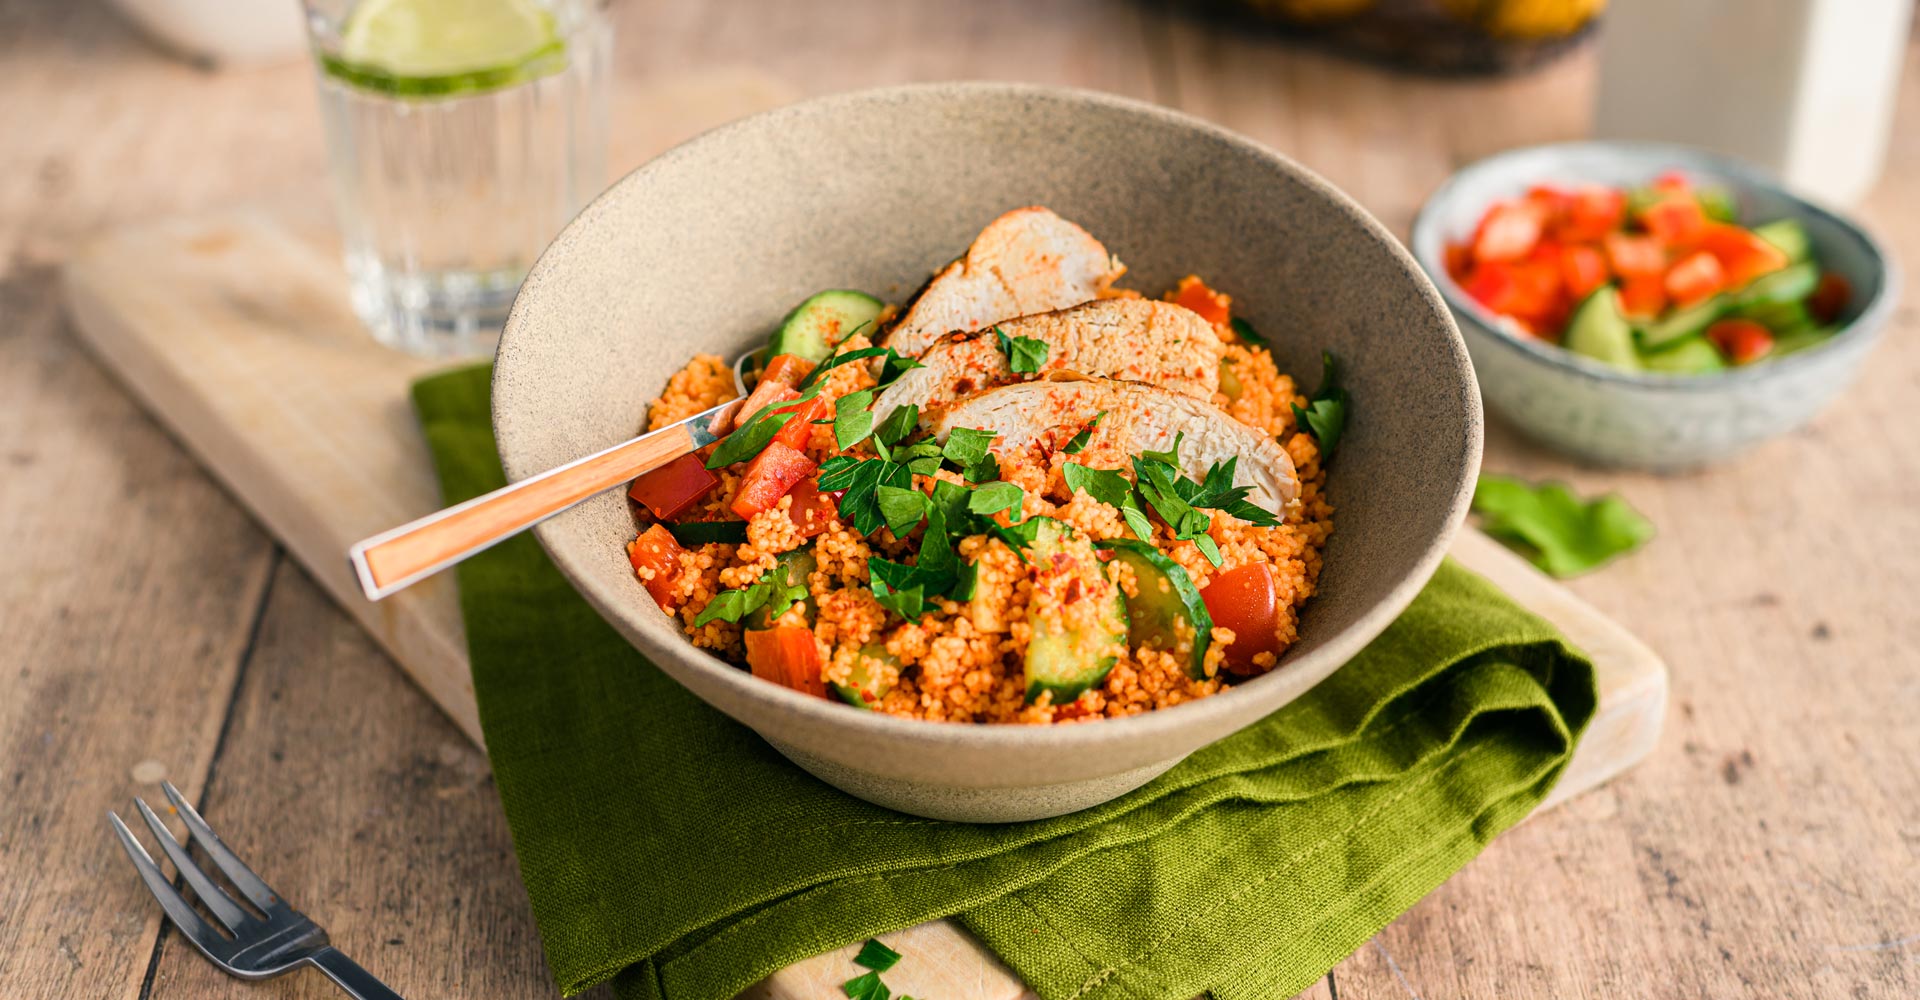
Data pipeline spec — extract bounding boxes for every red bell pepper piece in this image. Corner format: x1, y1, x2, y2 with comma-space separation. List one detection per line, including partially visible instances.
1172, 275, 1232, 326
1604, 232, 1667, 278
1200, 564, 1281, 676
743, 626, 828, 698
1664, 250, 1727, 308
769, 393, 830, 453
1619, 275, 1668, 320
731, 441, 816, 519
760, 353, 816, 388
627, 524, 688, 610
627, 452, 718, 522
1707, 319, 1775, 365
785, 476, 843, 539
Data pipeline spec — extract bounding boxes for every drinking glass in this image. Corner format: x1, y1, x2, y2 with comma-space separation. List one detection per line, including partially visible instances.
302, 0, 610, 357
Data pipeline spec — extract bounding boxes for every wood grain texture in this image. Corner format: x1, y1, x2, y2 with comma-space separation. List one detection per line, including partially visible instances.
3, 1, 1915, 999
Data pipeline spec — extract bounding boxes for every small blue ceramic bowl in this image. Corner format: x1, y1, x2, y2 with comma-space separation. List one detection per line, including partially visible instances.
1410, 141, 1898, 470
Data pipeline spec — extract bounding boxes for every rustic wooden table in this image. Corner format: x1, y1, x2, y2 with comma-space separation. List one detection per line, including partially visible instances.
3, 3, 1915, 999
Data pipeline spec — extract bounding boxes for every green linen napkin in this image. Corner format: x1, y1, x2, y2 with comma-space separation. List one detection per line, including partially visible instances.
415, 363, 1597, 1000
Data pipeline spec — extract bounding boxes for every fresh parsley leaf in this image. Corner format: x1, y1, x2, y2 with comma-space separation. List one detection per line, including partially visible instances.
941, 427, 996, 469
964, 452, 1000, 484
664, 520, 749, 546
706, 396, 809, 469
1120, 505, 1154, 541
818, 455, 908, 536
833, 389, 877, 451
1062, 462, 1132, 509
928, 478, 971, 526
842, 970, 890, 1000
1186, 457, 1282, 527
899, 440, 944, 476
1291, 351, 1349, 458
949, 560, 979, 601
854, 939, 902, 973
1061, 410, 1106, 455
799, 345, 887, 390
875, 404, 919, 448
1472, 474, 1653, 578
983, 515, 1053, 562
993, 325, 1051, 373
875, 484, 928, 538
692, 583, 766, 626
1229, 316, 1268, 347
967, 481, 1024, 520
1193, 533, 1222, 565
878, 350, 924, 386
918, 503, 956, 575
1140, 432, 1184, 468
868, 558, 928, 622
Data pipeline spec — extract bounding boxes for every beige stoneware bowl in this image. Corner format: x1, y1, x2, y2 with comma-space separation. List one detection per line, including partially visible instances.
492, 83, 1482, 822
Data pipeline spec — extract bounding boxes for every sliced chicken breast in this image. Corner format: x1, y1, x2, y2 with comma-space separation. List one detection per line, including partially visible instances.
872, 299, 1222, 427
881, 207, 1125, 358
932, 374, 1300, 515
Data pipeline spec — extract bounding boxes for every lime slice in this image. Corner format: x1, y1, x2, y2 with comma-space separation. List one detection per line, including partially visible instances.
322, 0, 566, 97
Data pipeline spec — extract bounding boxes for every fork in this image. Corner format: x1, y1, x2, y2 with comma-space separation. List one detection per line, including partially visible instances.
108, 781, 404, 999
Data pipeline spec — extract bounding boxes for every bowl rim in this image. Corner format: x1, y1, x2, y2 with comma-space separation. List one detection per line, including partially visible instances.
494, 80, 1482, 753
1409, 139, 1902, 392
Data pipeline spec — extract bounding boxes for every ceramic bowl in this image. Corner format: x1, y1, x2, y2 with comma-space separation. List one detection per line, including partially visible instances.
493, 83, 1481, 822
1410, 142, 1898, 471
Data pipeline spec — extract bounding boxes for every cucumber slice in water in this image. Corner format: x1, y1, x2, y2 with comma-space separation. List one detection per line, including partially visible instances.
1639, 336, 1728, 376
1098, 538, 1212, 679
768, 290, 884, 364
1753, 219, 1812, 263
1563, 287, 1641, 371
1023, 521, 1129, 705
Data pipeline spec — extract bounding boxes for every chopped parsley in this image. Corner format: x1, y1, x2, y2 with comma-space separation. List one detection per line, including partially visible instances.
1291, 351, 1349, 458
993, 325, 1051, 373
874, 403, 919, 449
967, 481, 1024, 520
833, 389, 877, 451
842, 970, 890, 1000
1473, 474, 1652, 578
1060, 449, 1282, 566
817, 454, 911, 536
854, 939, 902, 973
941, 427, 996, 469
1061, 410, 1106, 455
875, 484, 928, 538
706, 395, 811, 469
1229, 315, 1268, 347
692, 566, 809, 627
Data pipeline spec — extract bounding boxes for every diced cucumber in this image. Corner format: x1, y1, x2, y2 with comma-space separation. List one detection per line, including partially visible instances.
1218, 359, 1244, 400
833, 643, 899, 710
1639, 336, 1728, 376
1753, 219, 1812, 263
1636, 296, 1727, 351
1023, 520, 1128, 705
1098, 538, 1212, 679
768, 290, 884, 363
744, 546, 817, 629
1696, 187, 1738, 223
1563, 287, 1641, 371
1734, 297, 1815, 335
1772, 326, 1837, 358
1730, 261, 1819, 309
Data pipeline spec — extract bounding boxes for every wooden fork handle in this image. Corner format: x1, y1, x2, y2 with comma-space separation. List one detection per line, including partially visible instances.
349, 405, 731, 601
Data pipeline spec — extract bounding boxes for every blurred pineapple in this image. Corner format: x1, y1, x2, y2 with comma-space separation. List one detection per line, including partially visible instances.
1184, 0, 1603, 73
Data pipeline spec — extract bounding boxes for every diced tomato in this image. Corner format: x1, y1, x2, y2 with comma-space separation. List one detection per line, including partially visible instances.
1664, 250, 1726, 307
1604, 232, 1667, 278
770, 393, 830, 452
1697, 223, 1789, 288
1555, 184, 1627, 243
760, 353, 815, 389
1808, 271, 1852, 324
1559, 244, 1611, 301
734, 380, 798, 433
1639, 196, 1708, 248
1619, 275, 1668, 320
1651, 170, 1693, 197
627, 524, 688, 610
1200, 564, 1281, 676
1472, 201, 1544, 263
627, 452, 719, 521
1707, 318, 1775, 365
1444, 242, 1474, 283
731, 441, 815, 519
1172, 275, 1232, 326
743, 626, 828, 698
785, 477, 843, 539
1462, 258, 1563, 326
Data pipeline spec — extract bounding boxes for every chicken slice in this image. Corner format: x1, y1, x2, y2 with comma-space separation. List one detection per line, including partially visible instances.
881, 207, 1125, 358
872, 299, 1222, 428
932, 374, 1300, 515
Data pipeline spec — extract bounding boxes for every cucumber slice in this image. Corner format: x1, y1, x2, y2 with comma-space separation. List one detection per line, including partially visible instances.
744, 546, 817, 629
1098, 538, 1213, 679
1730, 261, 1819, 309
1022, 520, 1129, 705
1772, 326, 1837, 358
1753, 219, 1811, 263
1734, 297, 1815, 335
1639, 336, 1728, 376
1563, 287, 1641, 371
833, 643, 899, 710
1696, 187, 1738, 223
768, 290, 884, 364
1636, 296, 1727, 351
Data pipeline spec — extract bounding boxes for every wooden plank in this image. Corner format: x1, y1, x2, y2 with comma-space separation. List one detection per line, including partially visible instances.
142, 560, 568, 999
60, 205, 1666, 1000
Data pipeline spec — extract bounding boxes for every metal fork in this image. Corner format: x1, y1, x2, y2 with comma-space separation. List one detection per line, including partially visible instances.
108, 781, 404, 999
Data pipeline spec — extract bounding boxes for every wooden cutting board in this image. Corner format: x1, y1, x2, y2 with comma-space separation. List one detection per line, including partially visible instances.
61, 69, 1666, 1000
